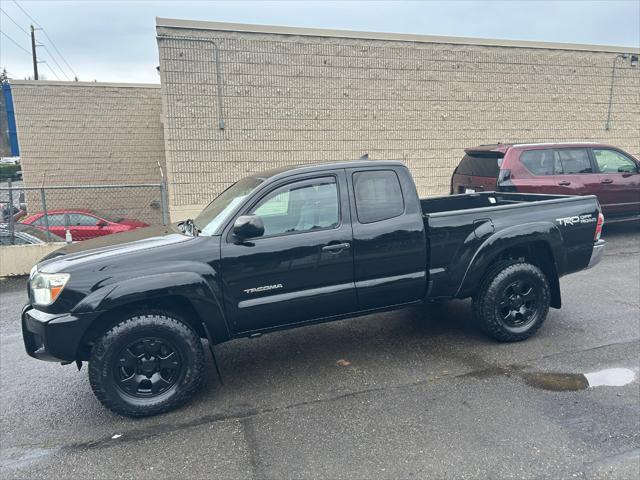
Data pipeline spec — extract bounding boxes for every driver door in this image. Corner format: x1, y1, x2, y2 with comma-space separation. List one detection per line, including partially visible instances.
220, 170, 357, 334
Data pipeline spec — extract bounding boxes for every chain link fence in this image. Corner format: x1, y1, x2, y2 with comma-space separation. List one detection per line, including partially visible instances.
1, 181, 168, 245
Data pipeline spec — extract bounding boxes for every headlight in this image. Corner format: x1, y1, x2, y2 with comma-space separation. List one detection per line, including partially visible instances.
30, 272, 70, 306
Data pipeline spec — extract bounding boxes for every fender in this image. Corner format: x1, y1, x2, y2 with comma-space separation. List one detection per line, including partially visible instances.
455, 221, 566, 300
73, 270, 231, 345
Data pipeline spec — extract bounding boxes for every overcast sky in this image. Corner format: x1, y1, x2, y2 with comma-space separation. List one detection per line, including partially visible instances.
1, 0, 639, 83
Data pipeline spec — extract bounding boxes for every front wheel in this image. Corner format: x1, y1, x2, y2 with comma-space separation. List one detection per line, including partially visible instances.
88, 312, 205, 417
473, 262, 550, 342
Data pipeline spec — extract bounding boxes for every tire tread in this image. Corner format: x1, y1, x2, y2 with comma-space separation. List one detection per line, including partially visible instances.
473, 262, 550, 342
88, 312, 205, 417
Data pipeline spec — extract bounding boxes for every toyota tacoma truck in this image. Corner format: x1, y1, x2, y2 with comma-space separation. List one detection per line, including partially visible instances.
22, 160, 606, 417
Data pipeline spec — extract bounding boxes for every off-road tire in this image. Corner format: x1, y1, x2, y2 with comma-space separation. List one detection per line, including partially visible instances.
472, 259, 522, 322
88, 312, 205, 417
473, 261, 550, 342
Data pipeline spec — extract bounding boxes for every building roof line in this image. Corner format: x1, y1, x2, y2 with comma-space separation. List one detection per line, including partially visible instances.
156, 17, 640, 54
9, 80, 161, 88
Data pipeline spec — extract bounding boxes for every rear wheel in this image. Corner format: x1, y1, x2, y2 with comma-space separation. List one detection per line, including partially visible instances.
473, 262, 550, 342
88, 312, 205, 417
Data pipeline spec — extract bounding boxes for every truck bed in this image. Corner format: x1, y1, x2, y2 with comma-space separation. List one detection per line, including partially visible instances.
420, 191, 570, 215
421, 191, 601, 300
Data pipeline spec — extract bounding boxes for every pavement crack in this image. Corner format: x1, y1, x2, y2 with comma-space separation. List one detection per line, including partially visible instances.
240, 417, 265, 480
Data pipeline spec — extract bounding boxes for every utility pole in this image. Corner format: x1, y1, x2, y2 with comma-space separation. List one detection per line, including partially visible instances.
30, 24, 38, 80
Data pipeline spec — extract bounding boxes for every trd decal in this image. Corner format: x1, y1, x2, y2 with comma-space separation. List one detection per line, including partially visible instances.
556, 214, 596, 226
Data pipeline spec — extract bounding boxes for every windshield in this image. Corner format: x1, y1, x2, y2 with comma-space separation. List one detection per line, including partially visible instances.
194, 176, 264, 235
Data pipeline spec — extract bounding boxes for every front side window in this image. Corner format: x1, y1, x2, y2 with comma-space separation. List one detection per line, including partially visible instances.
593, 149, 638, 174
556, 149, 592, 174
353, 170, 404, 223
250, 177, 339, 236
520, 149, 559, 175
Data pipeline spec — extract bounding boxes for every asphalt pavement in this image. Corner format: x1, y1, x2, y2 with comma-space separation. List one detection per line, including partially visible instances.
1, 223, 639, 479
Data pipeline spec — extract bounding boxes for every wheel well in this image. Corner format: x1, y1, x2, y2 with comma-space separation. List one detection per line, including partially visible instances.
76, 296, 206, 361
490, 241, 561, 309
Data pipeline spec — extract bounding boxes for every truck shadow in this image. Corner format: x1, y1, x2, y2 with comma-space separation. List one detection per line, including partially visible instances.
198, 299, 486, 395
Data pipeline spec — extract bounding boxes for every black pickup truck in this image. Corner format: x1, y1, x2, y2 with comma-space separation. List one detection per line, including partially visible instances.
22, 161, 606, 416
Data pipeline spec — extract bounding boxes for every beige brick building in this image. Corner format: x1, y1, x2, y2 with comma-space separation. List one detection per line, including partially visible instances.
11, 81, 166, 224
156, 18, 639, 220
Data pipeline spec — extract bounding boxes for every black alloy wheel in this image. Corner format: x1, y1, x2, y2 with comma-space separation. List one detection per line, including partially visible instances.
113, 337, 183, 398
473, 261, 551, 342
89, 313, 205, 417
498, 280, 539, 328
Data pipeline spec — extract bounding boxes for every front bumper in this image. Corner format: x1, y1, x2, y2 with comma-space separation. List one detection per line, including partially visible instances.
586, 239, 606, 269
22, 305, 99, 362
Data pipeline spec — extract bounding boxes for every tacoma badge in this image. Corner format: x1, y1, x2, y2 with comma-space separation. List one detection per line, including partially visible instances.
244, 284, 283, 294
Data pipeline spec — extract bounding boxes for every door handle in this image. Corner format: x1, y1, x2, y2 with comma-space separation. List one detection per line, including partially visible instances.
557, 181, 571, 186
600, 178, 613, 184
322, 242, 350, 252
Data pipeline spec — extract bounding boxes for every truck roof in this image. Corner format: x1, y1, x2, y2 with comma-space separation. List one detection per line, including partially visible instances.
252, 160, 406, 181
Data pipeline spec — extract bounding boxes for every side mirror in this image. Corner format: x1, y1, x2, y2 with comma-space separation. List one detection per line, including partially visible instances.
96, 220, 108, 227
232, 215, 264, 240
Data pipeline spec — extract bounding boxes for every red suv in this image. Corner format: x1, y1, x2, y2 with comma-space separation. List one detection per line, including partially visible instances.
451, 143, 640, 222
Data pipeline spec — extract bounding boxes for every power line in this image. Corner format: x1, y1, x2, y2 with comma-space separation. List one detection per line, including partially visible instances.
42, 44, 70, 80
11, 1, 40, 27
39, 28, 77, 78
12, 0, 77, 78
1, 27, 62, 80
0, 29, 31, 55
41, 61, 60, 80
0, 7, 29, 36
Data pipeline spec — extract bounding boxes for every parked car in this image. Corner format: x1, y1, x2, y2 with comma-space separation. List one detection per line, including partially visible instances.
21, 209, 148, 241
0, 223, 64, 245
0, 163, 22, 181
450, 143, 640, 223
1, 203, 26, 223
22, 160, 605, 417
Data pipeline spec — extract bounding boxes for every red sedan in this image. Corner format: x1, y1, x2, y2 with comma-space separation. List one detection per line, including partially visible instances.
21, 209, 148, 241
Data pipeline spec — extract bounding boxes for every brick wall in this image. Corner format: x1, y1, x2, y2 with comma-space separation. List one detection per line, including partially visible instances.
10, 81, 166, 224
156, 21, 638, 220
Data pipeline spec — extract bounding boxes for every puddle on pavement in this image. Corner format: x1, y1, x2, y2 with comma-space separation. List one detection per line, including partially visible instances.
584, 368, 636, 387
524, 372, 589, 391
524, 368, 636, 392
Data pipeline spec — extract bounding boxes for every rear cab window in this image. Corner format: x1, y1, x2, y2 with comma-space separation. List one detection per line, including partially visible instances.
353, 170, 404, 223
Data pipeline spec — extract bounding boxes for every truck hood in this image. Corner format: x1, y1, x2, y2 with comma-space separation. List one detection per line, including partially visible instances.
38, 225, 194, 273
